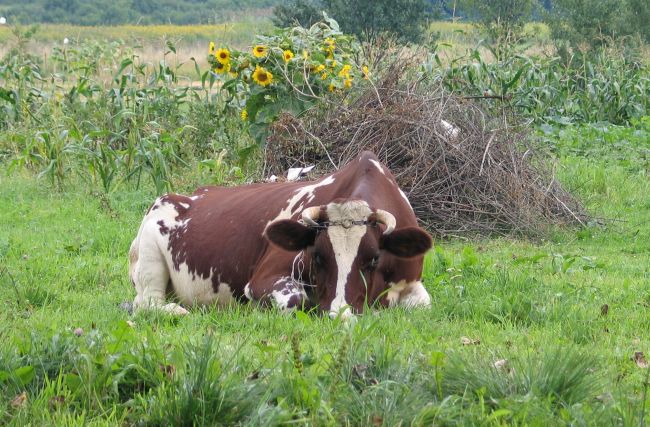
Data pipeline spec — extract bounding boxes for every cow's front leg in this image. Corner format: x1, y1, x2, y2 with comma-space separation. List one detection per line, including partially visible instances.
245, 276, 310, 311
386, 280, 431, 308
131, 238, 189, 316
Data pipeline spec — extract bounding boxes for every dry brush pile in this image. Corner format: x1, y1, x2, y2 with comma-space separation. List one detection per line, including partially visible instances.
265, 65, 586, 236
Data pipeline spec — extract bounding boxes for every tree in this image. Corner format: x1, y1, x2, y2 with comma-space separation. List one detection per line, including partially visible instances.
544, 0, 625, 48
273, 0, 433, 44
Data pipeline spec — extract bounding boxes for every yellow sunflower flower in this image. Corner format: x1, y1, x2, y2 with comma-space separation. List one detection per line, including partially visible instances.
325, 37, 335, 47
208, 41, 215, 55
215, 48, 230, 64
283, 50, 294, 62
314, 64, 325, 73
252, 65, 273, 86
344, 78, 353, 89
213, 62, 230, 74
328, 83, 335, 92
338, 64, 351, 78
253, 45, 268, 58
321, 71, 328, 80
241, 109, 248, 120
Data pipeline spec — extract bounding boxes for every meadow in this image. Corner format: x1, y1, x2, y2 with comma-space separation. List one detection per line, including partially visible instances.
1, 19, 650, 425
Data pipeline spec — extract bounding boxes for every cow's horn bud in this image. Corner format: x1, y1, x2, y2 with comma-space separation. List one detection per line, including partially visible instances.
374, 209, 396, 235
301, 206, 321, 227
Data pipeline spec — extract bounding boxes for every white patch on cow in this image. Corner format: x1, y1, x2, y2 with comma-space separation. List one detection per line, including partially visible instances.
130, 196, 232, 314
270, 276, 308, 310
266, 176, 335, 226
179, 202, 190, 209
369, 159, 386, 175
325, 200, 372, 318
398, 188, 413, 210
386, 280, 431, 308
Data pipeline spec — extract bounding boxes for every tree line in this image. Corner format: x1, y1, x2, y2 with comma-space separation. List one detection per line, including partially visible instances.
0, 0, 282, 26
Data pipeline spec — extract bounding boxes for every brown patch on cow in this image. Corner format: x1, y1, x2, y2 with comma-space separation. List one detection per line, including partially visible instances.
157, 220, 170, 235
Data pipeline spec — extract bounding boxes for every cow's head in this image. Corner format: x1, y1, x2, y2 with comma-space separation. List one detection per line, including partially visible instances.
265, 200, 432, 318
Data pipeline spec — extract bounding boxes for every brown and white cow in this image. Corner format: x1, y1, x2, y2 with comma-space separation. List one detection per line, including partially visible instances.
128, 151, 432, 318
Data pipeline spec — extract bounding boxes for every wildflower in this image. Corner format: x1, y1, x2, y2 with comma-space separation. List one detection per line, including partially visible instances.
229, 70, 238, 78
241, 109, 248, 120
63, 38, 69, 45
328, 83, 335, 92
325, 37, 335, 47
329, 59, 337, 68
362, 65, 370, 79
215, 48, 230, 64
213, 61, 230, 74
252, 65, 273, 86
314, 64, 325, 73
344, 78, 353, 89
321, 71, 328, 80
283, 50, 294, 62
253, 45, 268, 58
0, 17, 6, 25
338, 64, 351, 78
208, 41, 215, 55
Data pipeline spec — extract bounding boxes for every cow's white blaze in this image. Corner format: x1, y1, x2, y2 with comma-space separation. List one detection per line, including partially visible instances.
386, 280, 431, 308
266, 176, 335, 226
325, 200, 372, 318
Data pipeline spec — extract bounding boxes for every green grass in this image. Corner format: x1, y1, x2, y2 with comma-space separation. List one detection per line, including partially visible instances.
1, 121, 650, 424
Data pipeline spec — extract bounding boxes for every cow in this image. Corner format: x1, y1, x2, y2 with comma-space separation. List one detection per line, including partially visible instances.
128, 151, 433, 318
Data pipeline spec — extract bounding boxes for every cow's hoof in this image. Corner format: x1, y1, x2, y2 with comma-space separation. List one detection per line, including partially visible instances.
161, 303, 189, 316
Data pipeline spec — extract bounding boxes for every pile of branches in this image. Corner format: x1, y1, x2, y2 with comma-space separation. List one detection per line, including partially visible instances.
265, 64, 587, 236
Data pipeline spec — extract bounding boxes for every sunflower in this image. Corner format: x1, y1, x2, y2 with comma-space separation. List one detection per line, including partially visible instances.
283, 50, 294, 62
338, 64, 351, 78
215, 48, 230, 64
213, 61, 230, 74
252, 65, 273, 86
252, 45, 268, 58
328, 83, 335, 92
208, 41, 216, 55
241, 109, 248, 120
344, 78, 353, 89
321, 71, 328, 80
324, 37, 335, 47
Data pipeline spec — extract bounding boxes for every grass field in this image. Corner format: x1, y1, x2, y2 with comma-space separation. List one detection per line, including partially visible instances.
1, 121, 649, 424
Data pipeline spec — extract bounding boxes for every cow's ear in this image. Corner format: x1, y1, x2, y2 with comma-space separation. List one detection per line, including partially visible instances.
266, 220, 317, 251
381, 227, 432, 258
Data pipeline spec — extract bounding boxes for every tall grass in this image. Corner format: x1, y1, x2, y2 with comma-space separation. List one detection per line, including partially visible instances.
1, 28, 255, 194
